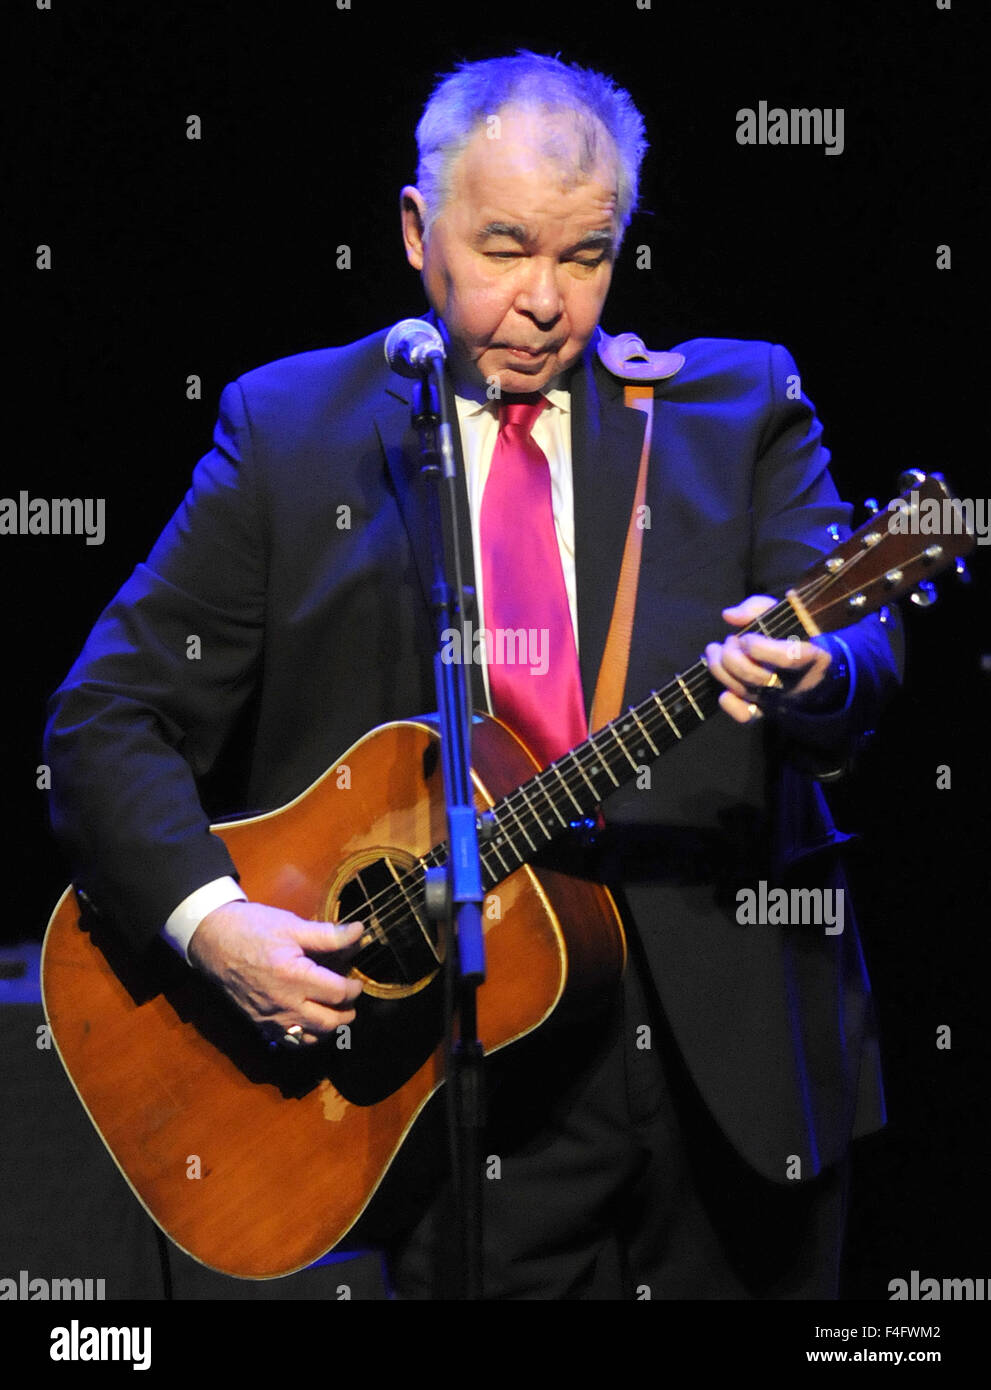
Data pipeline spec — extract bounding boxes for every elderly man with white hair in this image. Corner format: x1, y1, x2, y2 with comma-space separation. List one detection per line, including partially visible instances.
46, 51, 901, 1299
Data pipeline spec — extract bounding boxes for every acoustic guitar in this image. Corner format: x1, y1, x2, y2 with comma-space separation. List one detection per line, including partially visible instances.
41, 470, 974, 1278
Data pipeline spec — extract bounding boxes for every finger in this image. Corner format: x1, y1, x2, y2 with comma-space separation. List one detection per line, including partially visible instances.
721, 595, 777, 627
705, 642, 750, 699
724, 655, 787, 691
741, 636, 833, 696
291, 920, 366, 953
717, 635, 790, 692
259, 1020, 324, 1049
257, 988, 361, 1042
294, 995, 360, 1035
718, 690, 764, 725
291, 954, 364, 1007
736, 633, 821, 673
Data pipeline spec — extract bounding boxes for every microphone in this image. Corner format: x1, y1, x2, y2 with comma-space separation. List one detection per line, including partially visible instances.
385, 318, 446, 378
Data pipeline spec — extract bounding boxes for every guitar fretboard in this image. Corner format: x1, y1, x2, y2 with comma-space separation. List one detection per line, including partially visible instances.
425, 591, 810, 888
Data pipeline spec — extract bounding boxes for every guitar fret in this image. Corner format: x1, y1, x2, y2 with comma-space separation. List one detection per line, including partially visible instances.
494, 794, 537, 854
518, 783, 557, 838
549, 762, 585, 817
531, 769, 571, 828
570, 749, 601, 799
629, 706, 659, 756
485, 815, 521, 876
652, 691, 682, 738
607, 721, 641, 771
487, 829, 517, 876
482, 843, 509, 881
677, 675, 705, 721
589, 735, 621, 787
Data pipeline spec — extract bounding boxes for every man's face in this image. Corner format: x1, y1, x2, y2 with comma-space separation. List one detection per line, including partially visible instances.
402, 107, 619, 395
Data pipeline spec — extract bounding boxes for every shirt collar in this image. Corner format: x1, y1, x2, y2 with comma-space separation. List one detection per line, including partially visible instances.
454, 375, 571, 418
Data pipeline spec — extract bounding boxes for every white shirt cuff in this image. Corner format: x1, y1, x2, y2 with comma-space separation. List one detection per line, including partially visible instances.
162, 877, 247, 964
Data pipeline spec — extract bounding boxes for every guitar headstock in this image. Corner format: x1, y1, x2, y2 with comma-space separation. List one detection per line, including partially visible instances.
794, 470, 977, 635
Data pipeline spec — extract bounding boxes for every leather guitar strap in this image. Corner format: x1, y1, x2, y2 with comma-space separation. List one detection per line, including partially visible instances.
588, 383, 654, 732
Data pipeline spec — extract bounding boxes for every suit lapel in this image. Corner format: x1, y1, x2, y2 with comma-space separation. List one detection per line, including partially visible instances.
569, 344, 650, 718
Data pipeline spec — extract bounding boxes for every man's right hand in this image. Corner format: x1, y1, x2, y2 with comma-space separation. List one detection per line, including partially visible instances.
187, 900, 364, 1045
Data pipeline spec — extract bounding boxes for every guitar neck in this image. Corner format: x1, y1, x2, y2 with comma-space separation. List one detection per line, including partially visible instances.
420, 470, 974, 889
431, 592, 812, 889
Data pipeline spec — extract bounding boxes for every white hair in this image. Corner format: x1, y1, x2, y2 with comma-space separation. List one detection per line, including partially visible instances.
414, 51, 648, 241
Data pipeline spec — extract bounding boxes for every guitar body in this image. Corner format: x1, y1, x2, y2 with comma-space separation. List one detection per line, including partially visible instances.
41, 712, 626, 1279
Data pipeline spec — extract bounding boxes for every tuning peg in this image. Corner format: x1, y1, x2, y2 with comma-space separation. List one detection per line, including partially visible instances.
826, 522, 842, 543
863, 497, 880, 516
955, 558, 972, 584
910, 581, 938, 608
878, 605, 891, 625
898, 468, 927, 491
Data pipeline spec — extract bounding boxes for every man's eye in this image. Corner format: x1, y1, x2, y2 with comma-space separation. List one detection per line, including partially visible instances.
484, 252, 606, 265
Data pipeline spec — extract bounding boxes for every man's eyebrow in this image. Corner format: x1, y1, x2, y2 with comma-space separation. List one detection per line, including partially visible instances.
563, 230, 615, 255
473, 224, 616, 254
474, 222, 531, 246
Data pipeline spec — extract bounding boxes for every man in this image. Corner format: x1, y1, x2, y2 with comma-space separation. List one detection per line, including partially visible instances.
45, 52, 901, 1298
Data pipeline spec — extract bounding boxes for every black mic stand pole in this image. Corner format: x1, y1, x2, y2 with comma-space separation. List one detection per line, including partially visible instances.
411, 357, 488, 1300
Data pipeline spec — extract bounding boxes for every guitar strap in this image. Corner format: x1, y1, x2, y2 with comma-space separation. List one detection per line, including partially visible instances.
588, 383, 654, 732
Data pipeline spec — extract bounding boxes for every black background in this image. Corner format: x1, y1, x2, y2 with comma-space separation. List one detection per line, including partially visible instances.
6, 0, 989, 1316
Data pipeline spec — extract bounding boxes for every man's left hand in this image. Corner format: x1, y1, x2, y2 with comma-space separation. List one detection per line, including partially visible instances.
705, 595, 832, 725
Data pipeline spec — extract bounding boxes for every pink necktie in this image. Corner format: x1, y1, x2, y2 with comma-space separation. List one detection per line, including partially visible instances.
479, 395, 588, 767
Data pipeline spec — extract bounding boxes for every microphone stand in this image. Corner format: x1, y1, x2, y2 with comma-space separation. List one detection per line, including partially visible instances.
410, 356, 487, 1300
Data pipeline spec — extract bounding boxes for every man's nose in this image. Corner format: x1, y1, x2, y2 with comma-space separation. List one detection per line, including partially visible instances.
514, 259, 563, 326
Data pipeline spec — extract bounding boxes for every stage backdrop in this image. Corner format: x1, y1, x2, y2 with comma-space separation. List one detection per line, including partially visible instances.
6, 0, 988, 1314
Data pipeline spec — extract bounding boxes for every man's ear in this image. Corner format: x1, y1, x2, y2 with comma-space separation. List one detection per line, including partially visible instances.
400, 186, 429, 270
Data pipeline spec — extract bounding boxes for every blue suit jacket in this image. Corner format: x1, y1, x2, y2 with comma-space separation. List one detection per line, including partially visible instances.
45, 323, 903, 1181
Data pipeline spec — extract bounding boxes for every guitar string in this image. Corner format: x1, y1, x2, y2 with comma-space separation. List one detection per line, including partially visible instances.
342, 534, 937, 976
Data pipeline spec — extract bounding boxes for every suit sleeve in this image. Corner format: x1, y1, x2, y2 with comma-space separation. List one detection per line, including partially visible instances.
748, 343, 904, 779
44, 380, 268, 950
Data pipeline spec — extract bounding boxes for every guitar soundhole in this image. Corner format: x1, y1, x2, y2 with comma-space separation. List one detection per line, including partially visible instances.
322, 851, 443, 999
